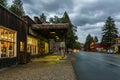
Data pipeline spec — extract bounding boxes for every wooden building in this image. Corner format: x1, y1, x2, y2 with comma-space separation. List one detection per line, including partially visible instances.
24, 16, 49, 59
0, 4, 69, 69
112, 37, 120, 53
0, 5, 27, 68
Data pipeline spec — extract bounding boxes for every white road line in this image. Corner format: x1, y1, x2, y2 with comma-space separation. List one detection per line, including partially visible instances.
102, 59, 120, 67
107, 55, 120, 59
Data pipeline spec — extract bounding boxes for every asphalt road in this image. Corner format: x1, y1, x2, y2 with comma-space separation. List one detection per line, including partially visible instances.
70, 51, 120, 80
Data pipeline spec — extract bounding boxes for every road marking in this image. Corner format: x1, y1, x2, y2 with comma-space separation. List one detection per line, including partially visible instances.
90, 54, 120, 67
79, 52, 120, 67
107, 55, 120, 59
102, 60, 120, 67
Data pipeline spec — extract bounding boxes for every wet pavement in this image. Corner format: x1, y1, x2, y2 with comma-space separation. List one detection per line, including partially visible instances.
71, 51, 120, 80
0, 55, 76, 80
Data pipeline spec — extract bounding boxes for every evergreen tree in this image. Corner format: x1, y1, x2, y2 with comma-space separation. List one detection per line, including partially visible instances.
54, 16, 60, 23
62, 11, 71, 23
62, 11, 78, 49
9, 0, 25, 17
49, 16, 61, 23
40, 13, 46, 23
0, 0, 7, 7
94, 36, 98, 43
73, 41, 81, 49
101, 16, 118, 46
84, 34, 93, 51
49, 17, 54, 23
49, 11, 78, 49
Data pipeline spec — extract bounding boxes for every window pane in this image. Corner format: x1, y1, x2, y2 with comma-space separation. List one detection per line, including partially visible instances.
27, 37, 38, 55
0, 27, 16, 58
20, 41, 24, 52
1, 42, 8, 57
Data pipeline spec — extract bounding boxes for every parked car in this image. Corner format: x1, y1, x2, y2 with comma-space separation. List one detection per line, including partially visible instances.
107, 49, 117, 54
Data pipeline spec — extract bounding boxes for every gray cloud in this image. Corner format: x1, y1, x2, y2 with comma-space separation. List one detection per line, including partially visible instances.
73, 0, 120, 26
22, 0, 74, 18
22, 0, 33, 5
42, 0, 74, 13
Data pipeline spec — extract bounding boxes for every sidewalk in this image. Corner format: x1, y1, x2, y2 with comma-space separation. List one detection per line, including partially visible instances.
0, 55, 76, 80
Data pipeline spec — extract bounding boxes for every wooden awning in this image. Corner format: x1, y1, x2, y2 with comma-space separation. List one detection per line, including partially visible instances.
112, 44, 120, 47
32, 23, 69, 30
31, 23, 69, 40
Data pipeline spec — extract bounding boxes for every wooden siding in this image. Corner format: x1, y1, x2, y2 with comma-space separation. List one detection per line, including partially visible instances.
0, 5, 27, 65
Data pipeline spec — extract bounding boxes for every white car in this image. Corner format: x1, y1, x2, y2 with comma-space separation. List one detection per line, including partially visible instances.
107, 49, 116, 54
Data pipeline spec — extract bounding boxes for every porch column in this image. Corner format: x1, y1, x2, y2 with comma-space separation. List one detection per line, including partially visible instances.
60, 35, 66, 59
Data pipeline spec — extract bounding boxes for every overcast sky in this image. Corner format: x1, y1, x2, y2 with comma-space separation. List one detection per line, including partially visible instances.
9, 0, 120, 43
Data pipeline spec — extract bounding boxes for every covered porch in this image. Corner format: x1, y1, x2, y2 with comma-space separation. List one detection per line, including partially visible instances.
32, 23, 69, 58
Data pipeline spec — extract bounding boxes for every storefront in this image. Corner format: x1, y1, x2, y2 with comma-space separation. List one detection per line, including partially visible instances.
0, 4, 68, 69
0, 4, 27, 68
32, 23, 68, 56
24, 16, 49, 58
27, 36, 38, 56
0, 26, 17, 68
0, 27, 17, 58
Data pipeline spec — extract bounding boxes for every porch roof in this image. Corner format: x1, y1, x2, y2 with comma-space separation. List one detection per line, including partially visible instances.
31, 23, 69, 40
32, 23, 69, 30
112, 44, 120, 47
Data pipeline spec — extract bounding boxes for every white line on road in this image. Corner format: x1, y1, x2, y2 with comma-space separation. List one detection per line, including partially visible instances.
101, 59, 120, 67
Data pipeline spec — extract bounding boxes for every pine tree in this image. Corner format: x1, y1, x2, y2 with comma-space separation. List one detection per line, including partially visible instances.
0, 0, 7, 7
62, 11, 78, 49
62, 11, 71, 24
84, 34, 93, 51
101, 16, 118, 46
94, 36, 98, 43
40, 13, 46, 23
49, 16, 61, 23
49, 17, 54, 23
48, 11, 78, 49
9, 0, 25, 17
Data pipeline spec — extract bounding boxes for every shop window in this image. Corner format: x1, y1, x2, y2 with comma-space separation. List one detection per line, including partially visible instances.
1, 42, 8, 57
0, 27, 16, 58
27, 45, 31, 53
27, 36, 38, 55
20, 41, 24, 52
1, 42, 14, 57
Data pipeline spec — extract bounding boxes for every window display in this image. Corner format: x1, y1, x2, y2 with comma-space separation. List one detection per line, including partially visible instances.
20, 41, 24, 51
0, 27, 16, 58
27, 36, 38, 55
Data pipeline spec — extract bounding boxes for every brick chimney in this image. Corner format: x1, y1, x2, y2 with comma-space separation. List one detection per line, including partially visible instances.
34, 17, 39, 23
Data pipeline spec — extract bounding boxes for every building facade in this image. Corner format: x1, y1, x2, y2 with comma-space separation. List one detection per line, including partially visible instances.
0, 5, 68, 69
24, 16, 49, 58
112, 37, 120, 53
0, 5, 27, 68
